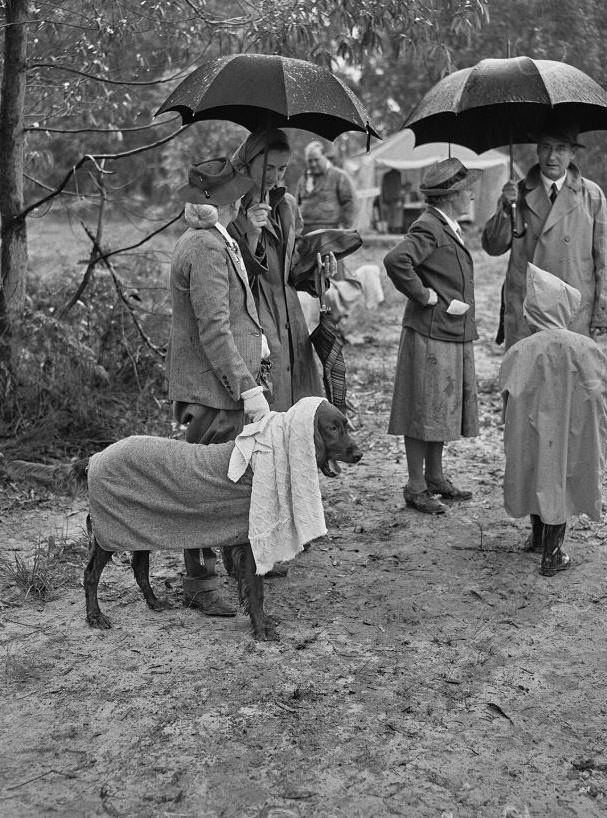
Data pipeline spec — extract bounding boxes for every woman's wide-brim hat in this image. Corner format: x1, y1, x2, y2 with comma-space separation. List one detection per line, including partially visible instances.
176, 157, 254, 206
419, 157, 482, 196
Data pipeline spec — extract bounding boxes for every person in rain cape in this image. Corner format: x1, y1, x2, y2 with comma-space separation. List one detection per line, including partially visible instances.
499, 262, 607, 576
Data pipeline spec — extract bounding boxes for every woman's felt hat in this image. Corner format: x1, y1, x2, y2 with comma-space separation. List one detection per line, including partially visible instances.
419, 158, 482, 196
176, 157, 254, 205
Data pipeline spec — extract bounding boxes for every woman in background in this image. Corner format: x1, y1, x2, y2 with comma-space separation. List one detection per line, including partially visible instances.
384, 158, 481, 514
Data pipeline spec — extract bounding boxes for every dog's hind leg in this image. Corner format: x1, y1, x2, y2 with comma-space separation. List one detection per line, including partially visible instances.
231, 543, 278, 642
84, 533, 114, 629
132, 551, 171, 611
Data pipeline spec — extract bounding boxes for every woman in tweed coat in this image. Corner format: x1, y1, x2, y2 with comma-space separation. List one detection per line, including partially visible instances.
167, 157, 269, 615
384, 159, 481, 514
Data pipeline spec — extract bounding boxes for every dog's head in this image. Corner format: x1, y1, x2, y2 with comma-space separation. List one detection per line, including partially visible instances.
313, 401, 363, 477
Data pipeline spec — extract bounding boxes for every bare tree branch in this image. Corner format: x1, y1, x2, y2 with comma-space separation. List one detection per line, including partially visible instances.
60, 211, 182, 319
28, 62, 191, 86
81, 224, 166, 359
19, 124, 189, 220
24, 117, 180, 134
24, 172, 85, 196
60, 160, 108, 319
101, 212, 183, 263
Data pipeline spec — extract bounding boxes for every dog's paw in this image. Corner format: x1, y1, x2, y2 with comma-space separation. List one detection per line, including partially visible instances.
87, 611, 112, 630
146, 597, 171, 612
258, 618, 280, 642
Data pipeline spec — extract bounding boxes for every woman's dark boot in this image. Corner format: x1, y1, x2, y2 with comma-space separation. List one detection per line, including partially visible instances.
182, 575, 236, 616
524, 514, 544, 552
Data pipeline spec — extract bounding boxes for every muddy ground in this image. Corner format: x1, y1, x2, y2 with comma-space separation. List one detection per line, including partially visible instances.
1, 241, 607, 818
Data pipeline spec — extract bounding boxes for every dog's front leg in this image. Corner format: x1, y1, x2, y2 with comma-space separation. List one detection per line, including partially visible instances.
132, 551, 171, 611
231, 543, 278, 641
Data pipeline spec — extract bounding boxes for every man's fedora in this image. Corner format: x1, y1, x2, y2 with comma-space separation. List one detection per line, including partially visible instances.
176, 157, 254, 206
534, 126, 584, 148
419, 158, 482, 196
531, 111, 584, 148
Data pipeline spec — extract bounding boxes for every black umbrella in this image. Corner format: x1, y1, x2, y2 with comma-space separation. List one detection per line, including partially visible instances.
310, 254, 347, 416
404, 57, 607, 153
156, 52, 379, 145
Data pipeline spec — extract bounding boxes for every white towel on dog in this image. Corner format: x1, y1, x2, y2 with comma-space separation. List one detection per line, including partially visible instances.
228, 397, 328, 574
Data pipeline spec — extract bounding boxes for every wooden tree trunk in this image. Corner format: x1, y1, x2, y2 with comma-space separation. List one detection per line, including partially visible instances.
0, 0, 29, 410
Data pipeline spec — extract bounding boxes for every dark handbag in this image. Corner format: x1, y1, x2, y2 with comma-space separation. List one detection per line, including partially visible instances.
291, 228, 363, 295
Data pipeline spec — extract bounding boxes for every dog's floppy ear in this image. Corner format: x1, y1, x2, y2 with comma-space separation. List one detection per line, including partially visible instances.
313, 411, 327, 467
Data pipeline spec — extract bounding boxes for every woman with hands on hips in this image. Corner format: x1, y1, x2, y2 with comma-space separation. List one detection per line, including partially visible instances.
384, 158, 481, 514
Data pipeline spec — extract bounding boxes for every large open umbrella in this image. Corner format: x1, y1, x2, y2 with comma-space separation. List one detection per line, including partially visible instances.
156, 53, 379, 145
403, 57, 607, 154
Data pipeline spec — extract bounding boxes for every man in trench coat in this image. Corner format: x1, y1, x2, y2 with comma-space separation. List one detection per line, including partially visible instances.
482, 121, 607, 349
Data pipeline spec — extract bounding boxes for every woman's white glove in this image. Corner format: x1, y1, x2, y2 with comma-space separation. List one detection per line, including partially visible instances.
241, 385, 270, 422
426, 288, 438, 306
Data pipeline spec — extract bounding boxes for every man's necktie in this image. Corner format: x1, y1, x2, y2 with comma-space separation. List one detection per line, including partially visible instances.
550, 183, 558, 205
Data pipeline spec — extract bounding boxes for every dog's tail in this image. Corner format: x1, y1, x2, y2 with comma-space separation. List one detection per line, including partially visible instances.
70, 458, 90, 492
3, 456, 89, 495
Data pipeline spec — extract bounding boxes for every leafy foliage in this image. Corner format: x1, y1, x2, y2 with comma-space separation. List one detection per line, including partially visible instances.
16, 1, 490, 205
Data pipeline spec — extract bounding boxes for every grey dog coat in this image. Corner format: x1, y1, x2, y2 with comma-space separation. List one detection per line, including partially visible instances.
87, 436, 252, 552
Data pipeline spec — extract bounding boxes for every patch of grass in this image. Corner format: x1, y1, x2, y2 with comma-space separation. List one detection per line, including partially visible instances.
0, 529, 89, 603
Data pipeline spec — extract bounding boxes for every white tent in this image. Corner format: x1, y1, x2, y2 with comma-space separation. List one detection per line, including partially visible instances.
347, 129, 518, 232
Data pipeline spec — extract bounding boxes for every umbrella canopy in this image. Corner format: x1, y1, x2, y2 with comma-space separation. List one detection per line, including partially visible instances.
156, 53, 379, 142
404, 57, 607, 153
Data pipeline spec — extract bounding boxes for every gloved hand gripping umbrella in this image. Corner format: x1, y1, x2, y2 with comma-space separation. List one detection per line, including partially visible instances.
156, 52, 380, 415
403, 56, 607, 238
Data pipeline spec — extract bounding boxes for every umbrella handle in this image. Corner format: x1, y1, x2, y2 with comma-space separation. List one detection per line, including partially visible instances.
510, 202, 527, 239
259, 148, 268, 200
316, 252, 329, 312
508, 143, 526, 239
